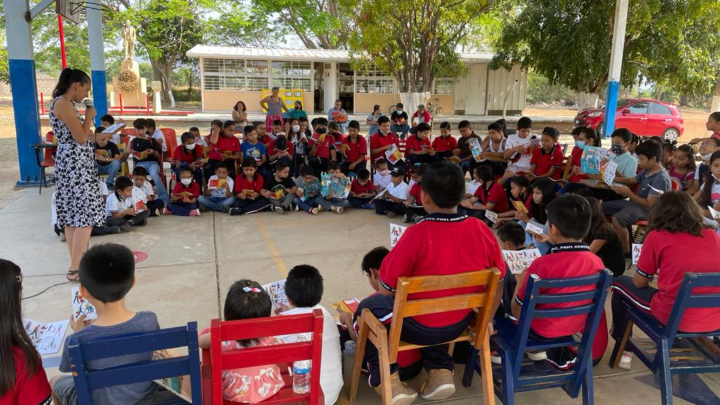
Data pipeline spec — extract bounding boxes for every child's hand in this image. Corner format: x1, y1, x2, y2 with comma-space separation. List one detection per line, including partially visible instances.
533, 233, 550, 243
611, 185, 631, 196
572, 166, 580, 174
460, 200, 472, 208
69, 314, 93, 332
516, 211, 529, 223
171, 195, 179, 202
338, 311, 353, 328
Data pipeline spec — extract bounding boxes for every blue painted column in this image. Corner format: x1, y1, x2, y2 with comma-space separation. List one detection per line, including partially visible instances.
87, 0, 107, 126
602, 0, 629, 138
4, 0, 42, 186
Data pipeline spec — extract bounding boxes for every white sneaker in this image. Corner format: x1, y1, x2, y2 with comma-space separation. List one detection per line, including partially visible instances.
526, 350, 547, 361
332, 206, 344, 214
309, 207, 319, 215
274, 206, 285, 215
619, 351, 633, 370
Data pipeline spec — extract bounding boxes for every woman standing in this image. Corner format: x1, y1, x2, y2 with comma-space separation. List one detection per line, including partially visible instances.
0, 259, 52, 404
232, 101, 248, 128
50, 68, 105, 281
260, 87, 289, 131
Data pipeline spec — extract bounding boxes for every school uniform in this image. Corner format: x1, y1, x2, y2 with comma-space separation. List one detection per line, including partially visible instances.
405, 135, 433, 166
403, 182, 427, 219
167, 182, 201, 216
172, 145, 204, 186
105, 188, 150, 227
348, 179, 376, 209
308, 132, 336, 174
530, 143, 564, 180
369, 131, 406, 171
206, 135, 241, 179
611, 229, 720, 339
569, 146, 587, 183
374, 181, 409, 215
198, 176, 235, 212
461, 180, 509, 222
431, 135, 457, 159
360, 213, 506, 387
340, 135, 368, 175
602, 168, 672, 227
231, 175, 269, 215
263, 176, 296, 210
135, 181, 164, 216
131, 137, 169, 203
267, 137, 295, 171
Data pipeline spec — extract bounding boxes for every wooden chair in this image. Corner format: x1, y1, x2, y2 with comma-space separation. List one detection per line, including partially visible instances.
202, 310, 325, 405
68, 322, 203, 404
609, 272, 720, 405
349, 269, 501, 405
463, 270, 613, 405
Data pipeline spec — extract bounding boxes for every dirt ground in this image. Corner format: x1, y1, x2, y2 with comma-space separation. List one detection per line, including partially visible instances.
0, 98, 712, 209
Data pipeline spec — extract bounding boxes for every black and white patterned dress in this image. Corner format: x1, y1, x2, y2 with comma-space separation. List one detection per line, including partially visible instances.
50, 96, 105, 228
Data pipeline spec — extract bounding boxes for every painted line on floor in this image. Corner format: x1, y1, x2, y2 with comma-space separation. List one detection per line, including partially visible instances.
254, 216, 288, 278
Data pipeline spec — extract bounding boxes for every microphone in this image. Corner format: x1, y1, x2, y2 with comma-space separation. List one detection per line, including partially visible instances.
83, 98, 94, 109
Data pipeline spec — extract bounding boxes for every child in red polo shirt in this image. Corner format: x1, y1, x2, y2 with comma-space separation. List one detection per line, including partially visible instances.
173, 131, 204, 186
165, 167, 201, 216
308, 117, 336, 175
611, 192, 720, 369
362, 161, 506, 404
206, 120, 241, 179
431, 122, 457, 160
459, 166, 509, 224
403, 164, 428, 223
348, 169, 376, 209
340, 120, 367, 175
406, 123, 433, 166
494, 175, 531, 228
529, 127, 564, 180
267, 133, 294, 173
229, 159, 270, 216
370, 116, 406, 171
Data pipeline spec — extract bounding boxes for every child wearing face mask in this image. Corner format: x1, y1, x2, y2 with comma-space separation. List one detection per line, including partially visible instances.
165, 167, 201, 217
687, 137, 720, 196
373, 159, 392, 191
308, 117, 337, 175
290, 118, 309, 174
173, 131, 204, 187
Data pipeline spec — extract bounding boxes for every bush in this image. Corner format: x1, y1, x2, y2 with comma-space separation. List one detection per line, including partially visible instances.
172, 87, 201, 102
527, 71, 580, 105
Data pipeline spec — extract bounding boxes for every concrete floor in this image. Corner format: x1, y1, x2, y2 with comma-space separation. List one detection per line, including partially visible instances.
2, 189, 718, 405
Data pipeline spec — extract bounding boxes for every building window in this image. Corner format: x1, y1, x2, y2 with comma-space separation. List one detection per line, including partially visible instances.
356, 65, 395, 94
202, 59, 247, 91
271, 61, 313, 91
434, 78, 455, 95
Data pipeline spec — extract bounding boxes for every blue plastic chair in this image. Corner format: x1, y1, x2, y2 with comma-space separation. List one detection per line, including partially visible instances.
609, 272, 720, 405
463, 270, 613, 405
68, 322, 203, 404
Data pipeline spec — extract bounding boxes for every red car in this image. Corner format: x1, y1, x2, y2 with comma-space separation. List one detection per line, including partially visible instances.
574, 99, 684, 142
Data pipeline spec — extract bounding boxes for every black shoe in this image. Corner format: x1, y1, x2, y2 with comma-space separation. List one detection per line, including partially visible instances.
106, 226, 121, 234
119, 223, 132, 232
229, 207, 242, 216
136, 219, 148, 226
149, 210, 159, 217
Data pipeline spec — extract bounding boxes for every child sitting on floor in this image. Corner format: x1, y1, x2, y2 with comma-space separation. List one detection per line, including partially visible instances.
198, 280, 284, 403
459, 166, 509, 223
348, 169, 376, 209
373, 159, 392, 192
496, 222, 528, 318
165, 167, 201, 217
280, 265, 343, 405
687, 138, 720, 195
318, 161, 352, 214
374, 167, 409, 218
500, 117, 537, 184
494, 175, 531, 228
230, 159, 270, 216
132, 166, 164, 217
52, 179, 121, 240
517, 178, 556, 255
51, 243, 160, 405
667, 144, 695, 191
105, 176, 150, 231
198, 163, 235, 213
293, 166, 322, 215
261, 161, 297, 215
403, 164, 428, 223
528, 127, 564, 180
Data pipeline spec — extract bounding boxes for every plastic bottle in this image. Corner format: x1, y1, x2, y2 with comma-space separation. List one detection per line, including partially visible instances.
292, 334, 311, 394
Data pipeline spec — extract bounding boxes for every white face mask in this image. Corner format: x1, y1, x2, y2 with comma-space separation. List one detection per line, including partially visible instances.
292, 125, 300, 132
185, 143, 196, 150
702, 153, 713, 162
181, 178, 192, 186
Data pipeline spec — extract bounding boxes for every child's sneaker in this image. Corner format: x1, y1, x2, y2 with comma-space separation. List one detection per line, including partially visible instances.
619, 351, 633, 370
331, 206, 344, 214
373, 373, 417, 405
490, 350, 501, 364
526, 350, 547, 361
387, 211, 397, 218
309, 207, 319, 215
420, 369, 455, 400
274, 206, 285, 215
362, 203, 373, 209
106, 226, 121, 235
317, 205, 325, 212
189, 209, 201, 217
163, 208, 172, 215
229, 207, 242, 216
119, 223, 132, 233
402, 214, 411, 223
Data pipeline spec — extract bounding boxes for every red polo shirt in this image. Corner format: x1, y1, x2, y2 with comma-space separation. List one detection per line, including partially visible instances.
569, 146, 589, 183
432, 135, 457, 152
351, 178, 375, 195
370, 132, 400, 160
516, 243, 604, 338
409, 183, 422, 204
267, 138, 295, 158
405, 135, 431, 158
711, 132, 720, 141
171, 181, 201, 199
636, 229, 720, 332
173, 145, 203, 165
234, 174, 265, 194
309, 133, 335, 159
0, 347, 51, 405
379, 213, 506, 327
473, 181, 510, 213
530, 143, 564, 179
209, 135, 240, 162
342, 135, 368, 163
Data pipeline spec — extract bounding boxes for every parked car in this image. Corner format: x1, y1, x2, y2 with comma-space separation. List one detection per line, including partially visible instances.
574, 99, 684, 142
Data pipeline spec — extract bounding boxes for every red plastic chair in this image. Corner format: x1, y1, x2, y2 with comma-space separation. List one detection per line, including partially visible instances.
36, 131, 57, 194
160, 128, 178, 162
202, 310, 325, 405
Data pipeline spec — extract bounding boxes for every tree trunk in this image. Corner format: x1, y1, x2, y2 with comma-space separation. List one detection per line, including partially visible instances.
655, 86, 663, 101
680, 94, 689, 107
399, 92, 431, 122
578, 92, 599, 109
151, 59, 176, 108
709, 72, 720, 135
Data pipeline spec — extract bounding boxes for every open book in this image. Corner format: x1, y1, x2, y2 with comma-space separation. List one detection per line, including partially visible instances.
23, 318, 69, 355
262, 279, 289, 315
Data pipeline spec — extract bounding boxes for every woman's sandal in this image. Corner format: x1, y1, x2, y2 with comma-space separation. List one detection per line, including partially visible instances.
66, 270, 80, 282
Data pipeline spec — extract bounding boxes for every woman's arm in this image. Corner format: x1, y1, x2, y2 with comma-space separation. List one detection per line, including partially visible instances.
588, 239, 606, 254
259, 96, 270, 111
54, 98, 94, 143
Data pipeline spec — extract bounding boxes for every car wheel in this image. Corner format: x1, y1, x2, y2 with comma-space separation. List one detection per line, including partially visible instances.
596, 122, 604, 138
662, 128, 679, 143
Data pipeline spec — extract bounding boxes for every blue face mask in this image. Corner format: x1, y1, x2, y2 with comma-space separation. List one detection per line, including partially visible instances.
575, 140, 585, 148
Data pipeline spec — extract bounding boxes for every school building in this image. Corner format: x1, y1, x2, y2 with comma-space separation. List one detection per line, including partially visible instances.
186, 46, 527, 116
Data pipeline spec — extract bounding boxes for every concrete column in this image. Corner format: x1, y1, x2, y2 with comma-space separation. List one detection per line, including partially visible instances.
87, 0, 107, 126
602, 0, 629, 138
4, 0, 42, 186
323, 62, 337, 113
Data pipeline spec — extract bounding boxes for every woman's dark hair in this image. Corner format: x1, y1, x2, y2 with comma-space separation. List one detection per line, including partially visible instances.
580, 127, 601, 147
373, 104, 381, 112
52, 68, 91, 98
224, 279, 272, 347
233, 101, 246, 112
675, 144, 696, 171
295, 101, 303, 110
0, 260, 41, 396
649, 191, 706, 237
211, 119, 223, 129
697, 151, 720, 208
584, 197, 619, 245
114, 176, 134, 198
530, 178, 556, 224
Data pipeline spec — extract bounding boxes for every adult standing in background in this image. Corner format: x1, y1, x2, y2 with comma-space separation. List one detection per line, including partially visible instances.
366, 104, 382, 138
260, 87, 289, 131
50, 68, 106, 282
232, 101, 248, 128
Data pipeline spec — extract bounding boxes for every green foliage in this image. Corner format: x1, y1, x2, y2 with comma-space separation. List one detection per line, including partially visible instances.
205, 1, 285, 47
250, 0, 347, 49
0, 4, 7, 84
526, 71, 579, 105
342, 0, 487, 93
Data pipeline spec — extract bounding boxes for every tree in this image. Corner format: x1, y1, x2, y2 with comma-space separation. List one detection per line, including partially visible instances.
250, 0, 349, 49
0, 4, 7, 84
342, 0, 487, 113
205, 2, 284, 48
113, 0, 204, 107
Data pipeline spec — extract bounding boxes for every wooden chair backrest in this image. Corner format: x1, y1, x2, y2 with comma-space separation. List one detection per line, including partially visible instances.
388, 268, 501, 363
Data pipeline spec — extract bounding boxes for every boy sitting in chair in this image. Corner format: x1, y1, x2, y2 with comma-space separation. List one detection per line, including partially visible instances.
359, 160, 506, 405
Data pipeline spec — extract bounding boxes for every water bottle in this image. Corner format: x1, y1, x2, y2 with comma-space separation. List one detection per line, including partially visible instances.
292, 334, 311, 394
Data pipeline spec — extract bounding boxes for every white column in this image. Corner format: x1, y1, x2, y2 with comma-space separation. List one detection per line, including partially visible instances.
87, 0, 107, 125
601, 0, 629, 138
324, 62, 337, 113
